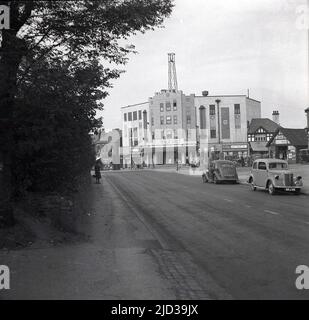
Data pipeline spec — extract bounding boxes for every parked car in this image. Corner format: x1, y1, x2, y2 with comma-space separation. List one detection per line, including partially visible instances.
248, 159, 303, 195
299, 149, 309, 163
202, 160, 238, 184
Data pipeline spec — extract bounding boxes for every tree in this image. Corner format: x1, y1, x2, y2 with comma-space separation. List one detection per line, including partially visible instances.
13, 57, 109, 193
0, 0, 173, 227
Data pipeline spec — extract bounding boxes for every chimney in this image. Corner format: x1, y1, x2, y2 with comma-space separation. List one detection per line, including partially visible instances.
305, 108, 309, 129
272, 110, 280, 124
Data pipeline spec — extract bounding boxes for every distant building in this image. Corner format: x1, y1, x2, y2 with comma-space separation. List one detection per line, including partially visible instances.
195, 94, 261, 160
120, 90, 198, 166
147, 89, 197, 165
121, 102, 149, 167
94, 128, 122, 169
266, 128, 308, 163
248, 116, 280, 158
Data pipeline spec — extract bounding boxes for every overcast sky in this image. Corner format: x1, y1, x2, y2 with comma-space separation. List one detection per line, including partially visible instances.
99, 0, 309, 131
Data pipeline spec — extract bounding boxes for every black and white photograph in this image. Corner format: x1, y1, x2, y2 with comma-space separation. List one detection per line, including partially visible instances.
1, 0, 309, 304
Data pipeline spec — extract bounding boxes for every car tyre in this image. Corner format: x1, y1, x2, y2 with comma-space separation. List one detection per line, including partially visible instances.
268, 182, 276, 195
249, 178, 256, 191
294, 189, 301, 195
214, 175, 219, 184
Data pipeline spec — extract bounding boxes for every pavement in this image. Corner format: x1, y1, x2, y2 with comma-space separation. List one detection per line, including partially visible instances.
1, 170, 309, 299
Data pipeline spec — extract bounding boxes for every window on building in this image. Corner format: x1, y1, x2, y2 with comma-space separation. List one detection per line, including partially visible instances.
186, 111, 191, 125
166, 102, 171, 111
173, 115, 177, 124
133, 128, 138, 146
138, 110, 142, 120
166, 130, 173, 139
234, 104, 240, 114
209, 105, 216, 115
152, 132, 155, 139
173, 100, 177, 111
174, 129, 178, 139
160, 116, 164, 125
166, 115, 172, 124
210, 129, 216, 138
133, 111, 137, 121
160, 103, 164, 112
128, 112, 132, 121
124, 113, 127, 122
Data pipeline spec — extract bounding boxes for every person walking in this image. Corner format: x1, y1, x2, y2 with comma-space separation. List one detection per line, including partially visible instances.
94, 161, 102, 184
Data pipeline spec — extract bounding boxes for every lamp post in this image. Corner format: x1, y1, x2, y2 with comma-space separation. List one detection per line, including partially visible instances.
215, 99, 221, 158
130, 128, 133, 169
305, 107, 309, 148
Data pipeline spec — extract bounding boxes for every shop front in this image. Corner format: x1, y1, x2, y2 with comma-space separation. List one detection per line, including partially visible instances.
222, 143, 249, 160
266, 128, 308, 164
145, 139, 197, 165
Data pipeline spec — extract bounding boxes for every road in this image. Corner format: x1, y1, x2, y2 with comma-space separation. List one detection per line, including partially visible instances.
1, 170, 309, 299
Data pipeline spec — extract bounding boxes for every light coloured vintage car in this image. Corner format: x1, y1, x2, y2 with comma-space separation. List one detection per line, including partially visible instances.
248, 159, 303, 195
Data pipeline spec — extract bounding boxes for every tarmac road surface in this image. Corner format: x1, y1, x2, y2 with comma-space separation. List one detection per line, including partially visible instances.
1, 170, 309, 299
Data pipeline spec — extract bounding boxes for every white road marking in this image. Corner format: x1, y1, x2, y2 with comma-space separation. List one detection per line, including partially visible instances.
264, 210, 280, 216
223, 199, 233, 202
245, 205, 252, 208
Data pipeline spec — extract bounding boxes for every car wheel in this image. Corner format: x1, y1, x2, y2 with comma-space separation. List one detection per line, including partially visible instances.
214, 175, 218, 184
268, 182, 276, 195
249, 178, 256, 191
294, 189, 301, 195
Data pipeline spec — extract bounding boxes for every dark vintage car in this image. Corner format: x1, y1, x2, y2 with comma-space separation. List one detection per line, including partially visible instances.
202, 160, 239, 184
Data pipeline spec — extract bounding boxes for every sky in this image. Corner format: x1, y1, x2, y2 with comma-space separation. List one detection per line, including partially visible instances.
99, 0, 309, 131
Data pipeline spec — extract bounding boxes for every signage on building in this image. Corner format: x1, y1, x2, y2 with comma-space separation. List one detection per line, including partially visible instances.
275, 139, 289, 145
221, 108, 230, 139
222, 143, 248, 150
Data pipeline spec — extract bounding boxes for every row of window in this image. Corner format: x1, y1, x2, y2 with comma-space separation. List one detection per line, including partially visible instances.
160, 101, 177, 112
248, 133, 272, 142
124, 110, 143, 122
157, 113, 192, 125
207, 104, 240, 115
160, 115, 177, 125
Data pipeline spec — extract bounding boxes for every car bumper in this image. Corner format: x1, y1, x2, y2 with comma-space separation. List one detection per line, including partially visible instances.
274, 186, 301, 192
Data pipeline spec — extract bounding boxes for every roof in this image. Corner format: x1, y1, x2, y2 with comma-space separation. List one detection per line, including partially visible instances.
121, 102, 148, 109
248, 118, 280, 134
250, 141, 268, 152
195, 95, 261, 103
266, 128, 308, 147
253, 158, 288, 163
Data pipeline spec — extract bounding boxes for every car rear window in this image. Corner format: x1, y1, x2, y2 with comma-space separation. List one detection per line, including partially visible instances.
269, 162, 288, 170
